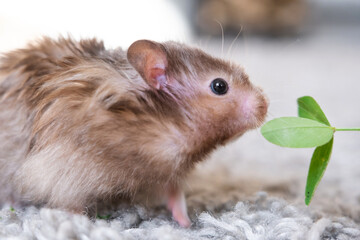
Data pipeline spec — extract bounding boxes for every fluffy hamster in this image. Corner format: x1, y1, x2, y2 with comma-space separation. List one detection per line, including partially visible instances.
0, 37, 267, 227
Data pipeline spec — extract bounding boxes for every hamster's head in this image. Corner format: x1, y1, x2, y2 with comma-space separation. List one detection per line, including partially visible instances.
127, 40, 268, 148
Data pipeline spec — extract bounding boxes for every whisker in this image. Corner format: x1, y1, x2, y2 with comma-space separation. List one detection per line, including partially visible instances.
241, 28, 249, 60
267, 112, 277, 118
214, 19, 225, 58
280, 38, 301, 52
226, 26, 243, 59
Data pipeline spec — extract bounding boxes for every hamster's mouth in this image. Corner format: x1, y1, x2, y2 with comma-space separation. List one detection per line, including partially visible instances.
254, 101, 268, 127
225, 111, 267, 144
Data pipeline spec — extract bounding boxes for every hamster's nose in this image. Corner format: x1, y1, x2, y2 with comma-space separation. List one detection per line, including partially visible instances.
252, 87, 268, 124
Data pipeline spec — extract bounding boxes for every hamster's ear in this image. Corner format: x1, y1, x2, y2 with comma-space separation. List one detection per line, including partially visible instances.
127, 40, 168, 90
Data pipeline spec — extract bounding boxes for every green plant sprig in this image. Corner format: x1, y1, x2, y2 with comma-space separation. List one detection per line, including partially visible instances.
260, 96, 359, 205
335, 128, 360, 131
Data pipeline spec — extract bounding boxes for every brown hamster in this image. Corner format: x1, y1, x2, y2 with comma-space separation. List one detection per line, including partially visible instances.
0, 37, 267, 227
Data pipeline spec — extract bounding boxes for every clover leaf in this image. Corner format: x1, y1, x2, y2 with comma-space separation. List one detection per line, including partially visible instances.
261, 96, 359, 205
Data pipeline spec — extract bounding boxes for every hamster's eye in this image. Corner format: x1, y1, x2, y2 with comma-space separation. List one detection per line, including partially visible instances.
210, 78, 228, 95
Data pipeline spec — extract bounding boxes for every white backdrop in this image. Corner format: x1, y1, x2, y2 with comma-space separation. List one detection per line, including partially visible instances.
0, 0, 192, 52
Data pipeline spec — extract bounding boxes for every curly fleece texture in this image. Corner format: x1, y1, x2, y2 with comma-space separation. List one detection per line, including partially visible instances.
0, 192, 359, 240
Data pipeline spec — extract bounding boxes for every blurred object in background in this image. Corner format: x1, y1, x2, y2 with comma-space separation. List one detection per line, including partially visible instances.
195, 0, 308, 36
0, 0, 191, 53
310, 0, 360, 32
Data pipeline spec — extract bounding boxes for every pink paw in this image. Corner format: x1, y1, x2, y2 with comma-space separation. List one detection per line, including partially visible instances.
166, 187, 191, 227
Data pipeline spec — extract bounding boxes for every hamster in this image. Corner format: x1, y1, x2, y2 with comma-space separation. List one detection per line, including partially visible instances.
0, 37, 267, 227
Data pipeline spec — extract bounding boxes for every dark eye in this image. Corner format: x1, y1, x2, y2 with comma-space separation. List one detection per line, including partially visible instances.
210, 78, 228, 95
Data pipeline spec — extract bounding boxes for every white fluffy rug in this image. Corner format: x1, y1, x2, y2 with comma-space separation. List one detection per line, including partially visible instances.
1, 192, 359, 240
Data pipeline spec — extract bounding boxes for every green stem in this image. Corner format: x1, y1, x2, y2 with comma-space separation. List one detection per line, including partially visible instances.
335, 128, 360, 132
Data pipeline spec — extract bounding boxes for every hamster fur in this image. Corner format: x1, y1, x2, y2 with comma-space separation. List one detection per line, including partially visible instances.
0, 37, 267, 227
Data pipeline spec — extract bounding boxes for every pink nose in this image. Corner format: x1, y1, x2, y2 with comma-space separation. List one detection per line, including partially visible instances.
241, 89, 268, 125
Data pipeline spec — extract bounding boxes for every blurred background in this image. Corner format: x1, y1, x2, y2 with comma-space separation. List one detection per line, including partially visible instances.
1, 0, 360, 213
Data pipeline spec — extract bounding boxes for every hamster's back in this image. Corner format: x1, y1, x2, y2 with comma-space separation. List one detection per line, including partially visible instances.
0, 37, 117, 205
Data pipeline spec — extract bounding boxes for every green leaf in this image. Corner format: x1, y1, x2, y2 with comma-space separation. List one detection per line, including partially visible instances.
261, 117, 334, 148
305, 137, 333, 205
298, 96, 330, 126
